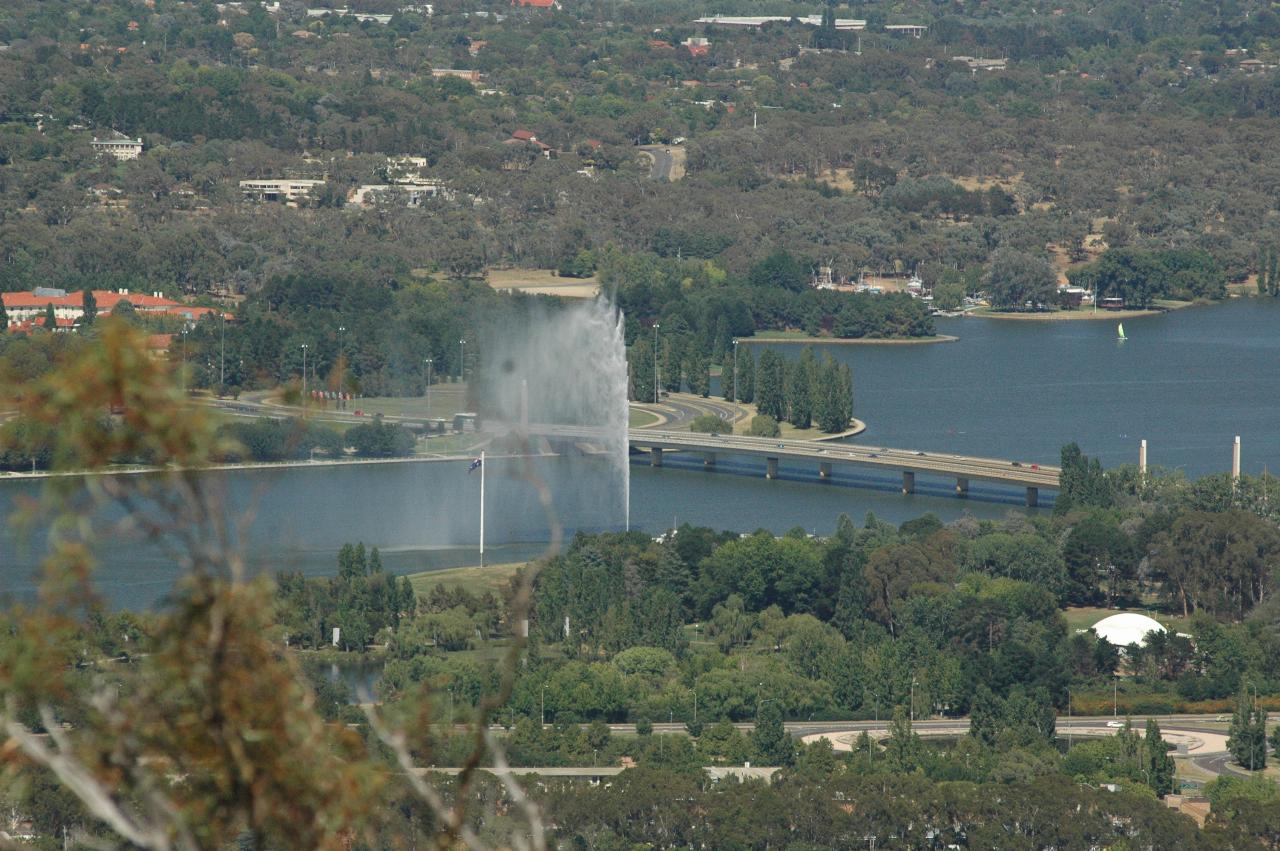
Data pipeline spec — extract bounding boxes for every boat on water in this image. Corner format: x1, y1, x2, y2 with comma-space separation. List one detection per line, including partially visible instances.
1117, 322, 1127, 341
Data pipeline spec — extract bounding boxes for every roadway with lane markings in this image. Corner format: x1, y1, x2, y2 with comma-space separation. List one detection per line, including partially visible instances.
631, 428, 1059, 502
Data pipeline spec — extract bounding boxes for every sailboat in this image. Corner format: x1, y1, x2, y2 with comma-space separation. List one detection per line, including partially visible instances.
1117, 323, 1127, 341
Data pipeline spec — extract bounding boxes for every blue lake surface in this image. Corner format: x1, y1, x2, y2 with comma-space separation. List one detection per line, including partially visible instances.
4, 299, 1278, 606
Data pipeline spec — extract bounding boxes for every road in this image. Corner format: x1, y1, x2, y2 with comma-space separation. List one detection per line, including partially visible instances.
447, 715, 1238, 777
635, 393, 748, 430
637, 145, 685, 181
631, 429, 1060, 491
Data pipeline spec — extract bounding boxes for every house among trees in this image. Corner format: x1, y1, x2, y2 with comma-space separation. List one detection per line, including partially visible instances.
683, 37, 710, 57
239, 178, 326, 203
505, 129, 552, 156
91, 133, 143, 161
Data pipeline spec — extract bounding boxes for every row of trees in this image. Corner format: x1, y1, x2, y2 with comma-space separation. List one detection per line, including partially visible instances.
276, 542, 416, 650
754, 347, 854, 432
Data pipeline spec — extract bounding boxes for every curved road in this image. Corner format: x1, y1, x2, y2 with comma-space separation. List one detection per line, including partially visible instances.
635, 393, 748, 430
638, 145, 685, 182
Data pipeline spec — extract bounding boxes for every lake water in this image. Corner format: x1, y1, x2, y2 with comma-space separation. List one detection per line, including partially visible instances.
4, 299, 1278, 606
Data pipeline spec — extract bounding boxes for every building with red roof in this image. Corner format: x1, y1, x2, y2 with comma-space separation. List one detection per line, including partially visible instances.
2, 289, 232, 332
512, 0, 555, 7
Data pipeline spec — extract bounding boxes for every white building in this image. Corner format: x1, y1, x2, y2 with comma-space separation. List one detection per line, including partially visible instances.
239, 179, 326, 203
694, 15, 866, 30
92, 136, 144, 160
1090, 613, 1167, 648
350, 179, 449, 207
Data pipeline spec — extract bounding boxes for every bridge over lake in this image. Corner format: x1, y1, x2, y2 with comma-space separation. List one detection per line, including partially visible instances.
627, 430, 1060, 506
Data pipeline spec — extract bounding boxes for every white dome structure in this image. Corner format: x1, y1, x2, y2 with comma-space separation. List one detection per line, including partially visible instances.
1090, 613, 1167, 648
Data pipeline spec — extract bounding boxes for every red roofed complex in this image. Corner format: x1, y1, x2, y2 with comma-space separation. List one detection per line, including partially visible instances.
2, 289, 233, 332
512, 0, 555, 7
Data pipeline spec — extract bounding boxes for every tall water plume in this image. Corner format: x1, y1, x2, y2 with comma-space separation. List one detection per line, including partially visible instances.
471, 297, 630, 542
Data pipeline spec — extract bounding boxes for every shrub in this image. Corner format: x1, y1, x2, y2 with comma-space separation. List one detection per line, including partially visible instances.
690, 414, 728, 435
747, 414, 781, 438
346, 418, 416, 457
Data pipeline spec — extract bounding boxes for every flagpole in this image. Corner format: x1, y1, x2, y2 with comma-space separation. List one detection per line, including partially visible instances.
479, 450, 485, 566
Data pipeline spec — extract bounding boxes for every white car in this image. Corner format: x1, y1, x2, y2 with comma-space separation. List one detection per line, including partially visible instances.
1105, 721, 1125, 728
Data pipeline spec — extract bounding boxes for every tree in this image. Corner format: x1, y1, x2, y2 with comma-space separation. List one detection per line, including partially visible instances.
813, 354, 850, 433
81, 289, 97, 327
1228, 685, 1268, 772
113, 299, 137, 323
884, 706, 921, 772
690, 414, 728, 435
661, 337, 682, 393
785, 349, 814, 429
1148, 510, 1280, 619
931, 271, 966, 311
755, 349, 786, 421
629, 337, 655, 403
0, 296, 7, 331
43, 302, 57, 330
347, 418, 416, 457
749, 250, 810, 292
747, 414, 780, 438
810, 6, 850, 50
1057, 443, 1115, 513
686, 349, 710, 397
1145, 718, 1176, 796
752, 699, 793, 766
1062, 516, 1136, 606
737, 348, 755, 403
984, 249, 1057, 310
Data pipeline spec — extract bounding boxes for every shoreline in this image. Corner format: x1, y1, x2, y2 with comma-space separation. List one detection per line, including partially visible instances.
973, 300, 1198, 322
0, 452, 504, 482
742, 334, 958, 346
813, 418, 867, 441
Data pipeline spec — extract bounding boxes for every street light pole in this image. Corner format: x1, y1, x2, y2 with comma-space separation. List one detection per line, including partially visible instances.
653, 323, 660, 404
732, 339, 739, 404
301, 343, 308, 402
459, 339, 466, 382
911, 677, 917, 722
541, 684, 547, 727
1248, 680, 1260, 771
425, 358, 433, 415
219, 314, 226, 392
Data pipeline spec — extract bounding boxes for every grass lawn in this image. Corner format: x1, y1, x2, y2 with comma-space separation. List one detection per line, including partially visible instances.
749, 330, 822, 341
629, 408, 660, 428
487, 268, 600, 297
350, 387, 470, 420
407, 561, 526, 598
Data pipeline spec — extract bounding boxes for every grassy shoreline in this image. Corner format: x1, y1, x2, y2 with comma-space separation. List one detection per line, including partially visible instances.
974, 299, 1197, 321
742, 332, 958, 345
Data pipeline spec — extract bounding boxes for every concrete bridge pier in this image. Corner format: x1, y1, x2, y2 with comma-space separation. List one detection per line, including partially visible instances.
766, 457, 779, 479
955, 477, 969, 497
650, 447, 663, 467
819, 461, 832, 480
1025, 486, 1039, 508
902, 471, 915, 495
704, 452, 716, 469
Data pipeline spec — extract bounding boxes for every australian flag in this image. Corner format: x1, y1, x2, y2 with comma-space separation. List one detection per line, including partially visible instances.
468, 457, 483, 474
